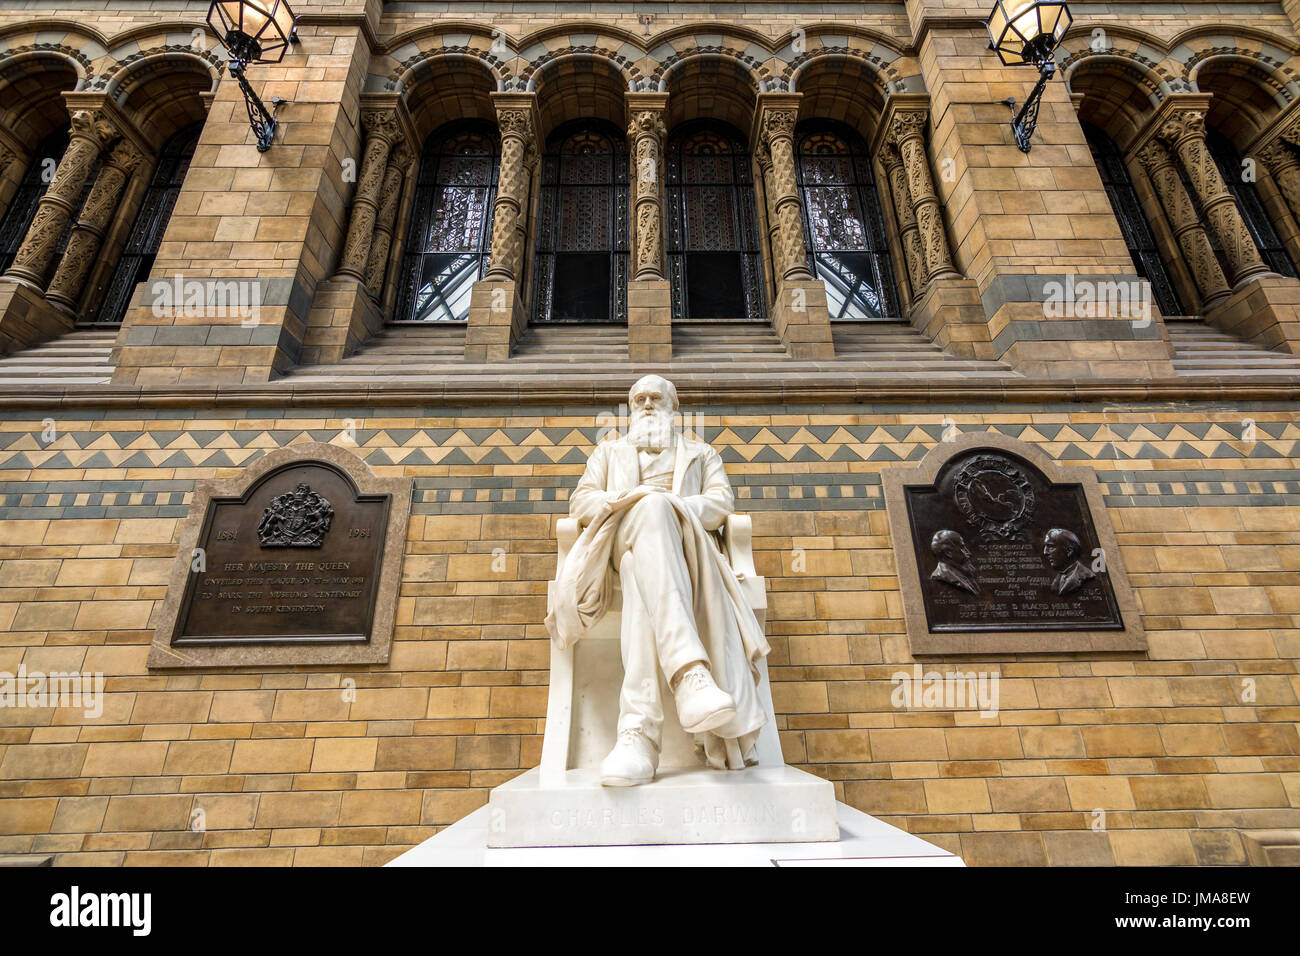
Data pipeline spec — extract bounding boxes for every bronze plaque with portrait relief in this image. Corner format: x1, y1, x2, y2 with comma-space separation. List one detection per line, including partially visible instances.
903, 448, 1124, 632
175, 460, 391, 645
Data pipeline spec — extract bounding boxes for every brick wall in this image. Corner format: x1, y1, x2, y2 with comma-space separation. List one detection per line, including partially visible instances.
1, 403, 1297, 865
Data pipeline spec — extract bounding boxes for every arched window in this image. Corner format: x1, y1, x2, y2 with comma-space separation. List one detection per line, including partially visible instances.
1206, 127, 1297, 277
1083, 123, 1185, 316
794, 121, 898, 319
94, 124, 200, 325
666, 121, 764, 319
0, 130, 69, 274
533, 120, 629, 323
394, 121, 499, 323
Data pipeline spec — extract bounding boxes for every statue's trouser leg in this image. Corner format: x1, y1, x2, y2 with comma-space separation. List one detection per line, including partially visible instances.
613, 495, 710, 746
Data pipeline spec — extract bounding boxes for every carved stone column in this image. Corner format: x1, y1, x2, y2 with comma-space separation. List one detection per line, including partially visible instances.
628, 107, 667, 281
364, 143, 410, 298
338, 109, 401, 281
1157, 110, 1270, 286
45, 141, 143, 312
485, 106, 537, 283
757, 106, 814, 282
1257, 138, 1300, 227
1135, 139, 1230, 309
885, 110, 959, 284
5, 109, 118, 288
880, 140, 926, 297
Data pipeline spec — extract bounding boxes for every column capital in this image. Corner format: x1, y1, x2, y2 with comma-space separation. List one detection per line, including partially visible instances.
871, 93, 932, 157
1128, 92, 1213, 159
359, 92, 417, 156
61, 91, 151, 160
490, 92, 540, 146
751, 92, 801, 148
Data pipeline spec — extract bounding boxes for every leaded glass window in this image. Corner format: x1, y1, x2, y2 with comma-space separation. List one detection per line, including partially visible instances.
794, 121, 899, 319
1082, 123, 1185, 317
0, 130, 69, 274
533, 120, 629, 323
394, 121, 499, 323
1206, 127, 1298, 278
666, 121, 765, 319
94, 124, 200, 325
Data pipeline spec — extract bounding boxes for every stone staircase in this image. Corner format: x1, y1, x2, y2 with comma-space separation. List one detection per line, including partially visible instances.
286, 318, 1018, 384
1166, 318, 1300, 378
830, 320, 1013, 376
0, 327, 116, 385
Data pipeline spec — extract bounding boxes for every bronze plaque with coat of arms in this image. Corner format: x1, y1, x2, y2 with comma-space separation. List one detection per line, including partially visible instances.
148, 443, 412, 668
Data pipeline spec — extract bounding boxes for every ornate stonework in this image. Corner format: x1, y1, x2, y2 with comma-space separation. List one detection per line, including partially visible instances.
1135, 138, 1230, 308
884, 109, 958, 285
1156, 110, 1270, 286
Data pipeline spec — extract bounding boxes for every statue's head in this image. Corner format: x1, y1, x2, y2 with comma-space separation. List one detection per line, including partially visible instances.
931, 529, 970, 564
629, 375, 677, 416
627, 375, 678, 450
1042, 527, 1081, 571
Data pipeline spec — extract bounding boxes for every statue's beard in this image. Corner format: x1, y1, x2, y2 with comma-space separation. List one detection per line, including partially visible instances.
628, 410, 676, 452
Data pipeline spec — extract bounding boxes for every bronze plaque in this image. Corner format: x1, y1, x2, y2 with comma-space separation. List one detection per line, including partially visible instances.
174, 460, 391, 645
903, 449, 1124, 632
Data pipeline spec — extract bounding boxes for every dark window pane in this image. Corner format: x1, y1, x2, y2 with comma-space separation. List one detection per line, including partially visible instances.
665, 120, 765, 319
532, 120, 628, 323
685, 252, 746, 319
551, 252, 611, 321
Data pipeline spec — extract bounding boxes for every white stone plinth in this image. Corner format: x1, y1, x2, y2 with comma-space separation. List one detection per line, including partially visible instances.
485, 764, 839, 847
389, 800, 964, 866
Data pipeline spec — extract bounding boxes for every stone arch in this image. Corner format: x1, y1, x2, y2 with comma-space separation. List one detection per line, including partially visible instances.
1059, 27, 1185, 102
661, 54, 761, 135
0, 20, 101, 85
515, 21, 644, 92
1168, 26, 1300, 107
782, 27, 920, 97
375, 23, 512, 95
531, 53, 630, 141
1066, 55, 1168, 148
792, 55, 895, 141
105, 51, 218, 148
653, 40, 767, 97
397, 53, 499, 143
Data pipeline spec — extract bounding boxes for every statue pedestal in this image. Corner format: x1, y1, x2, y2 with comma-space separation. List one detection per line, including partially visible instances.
487, 764, 839, 848
390, 800, 963, 866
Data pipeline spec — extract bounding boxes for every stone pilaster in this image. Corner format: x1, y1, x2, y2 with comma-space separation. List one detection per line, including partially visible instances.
364, 143, 411, 298
338, 108, 402, 281
5, 109, 118, 290
626, 91, 671, 363
883, 108, 959, 285
1134, 138, 1230, 311
465, 92, 539, 362
880, 140, 926, 298
753, 93, 834, 360
1156, 108, 1271, 287
46, 141, 144, 313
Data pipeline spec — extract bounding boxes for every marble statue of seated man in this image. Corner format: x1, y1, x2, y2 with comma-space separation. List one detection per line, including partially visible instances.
546, 374, 770, 787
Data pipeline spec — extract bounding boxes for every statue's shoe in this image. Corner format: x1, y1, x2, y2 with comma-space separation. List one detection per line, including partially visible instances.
600, 728, 659, 787
672, 663, 737, 735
